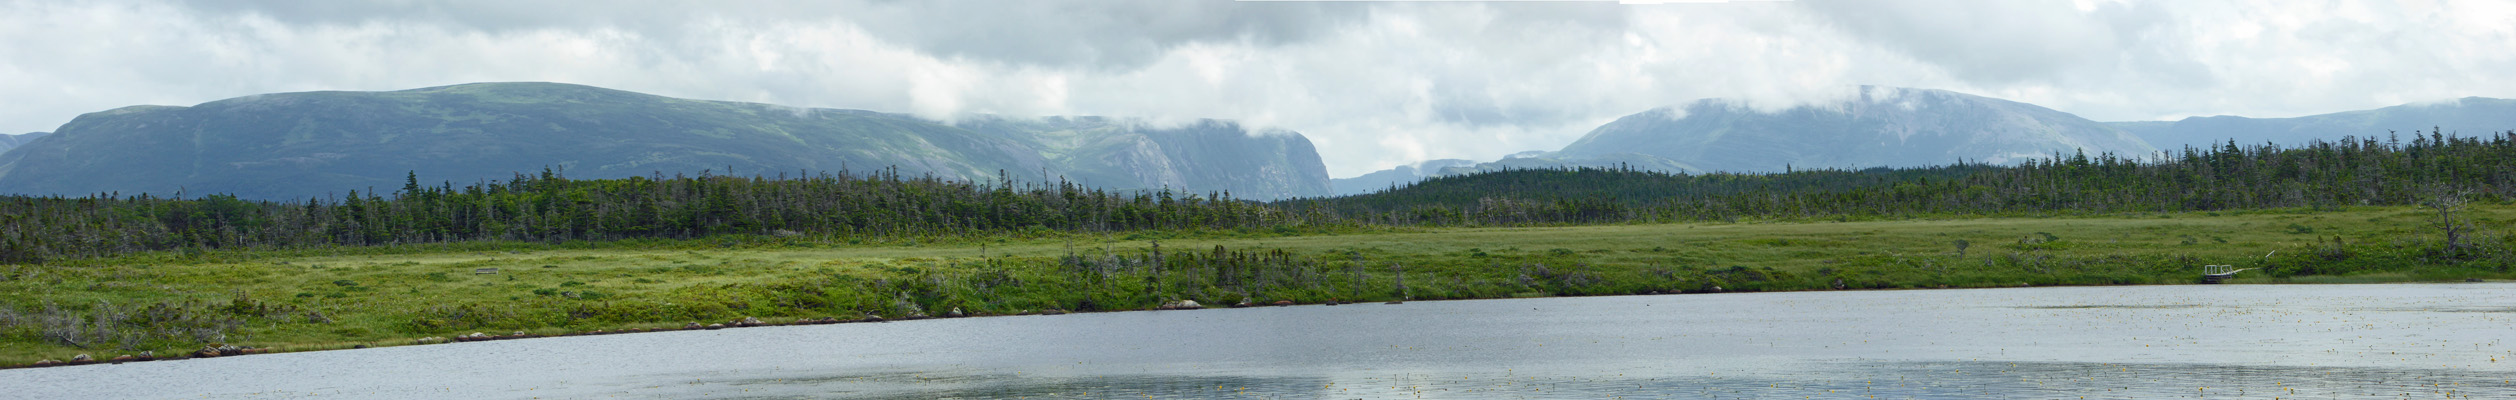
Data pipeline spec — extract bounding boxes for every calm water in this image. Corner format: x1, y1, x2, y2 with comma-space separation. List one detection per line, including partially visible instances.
9, 283, 2514, 399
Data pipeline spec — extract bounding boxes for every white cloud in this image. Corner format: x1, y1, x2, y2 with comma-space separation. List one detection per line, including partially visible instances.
4, 0, 2516, 177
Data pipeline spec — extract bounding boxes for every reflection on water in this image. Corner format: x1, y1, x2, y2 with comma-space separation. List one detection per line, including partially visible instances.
2020, 304, 2206, 309
665, 361, 2516, 399
6, 283, 2511, 399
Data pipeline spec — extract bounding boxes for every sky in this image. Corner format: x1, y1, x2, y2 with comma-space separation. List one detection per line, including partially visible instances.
4, 0, 2514, 177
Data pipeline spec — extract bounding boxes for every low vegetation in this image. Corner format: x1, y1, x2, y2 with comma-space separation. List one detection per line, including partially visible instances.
4, 204, 2509, 365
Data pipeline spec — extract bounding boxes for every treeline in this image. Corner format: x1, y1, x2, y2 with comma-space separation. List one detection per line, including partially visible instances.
1293, 129, 2516, 225
0, 168, 1308, 264
3, 129, 2513, 263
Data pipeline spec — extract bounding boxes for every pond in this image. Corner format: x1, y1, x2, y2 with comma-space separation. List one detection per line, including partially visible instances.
9, 283, 2513, 399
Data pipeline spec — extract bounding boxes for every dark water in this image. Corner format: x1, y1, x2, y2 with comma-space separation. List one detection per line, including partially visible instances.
9, 283, 2513, 399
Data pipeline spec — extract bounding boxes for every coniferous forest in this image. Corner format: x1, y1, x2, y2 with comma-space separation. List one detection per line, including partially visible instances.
3, 130, 2513, 265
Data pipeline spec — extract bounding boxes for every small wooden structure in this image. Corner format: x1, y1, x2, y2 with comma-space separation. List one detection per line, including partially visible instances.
2200, 264, 2248, 284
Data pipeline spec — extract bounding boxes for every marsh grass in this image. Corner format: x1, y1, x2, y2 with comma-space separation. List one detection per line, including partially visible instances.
3, 205, 2511, 365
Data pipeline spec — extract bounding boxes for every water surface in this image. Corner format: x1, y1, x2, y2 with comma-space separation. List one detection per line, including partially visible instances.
10, 283, 2513, 398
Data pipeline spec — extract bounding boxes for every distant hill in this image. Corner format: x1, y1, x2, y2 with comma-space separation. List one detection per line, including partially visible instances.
952, 116, 1328, 199
1337, 86, 2154, 190
1328, 159, 1476, 196
0, 132, 46, 154
2108, 97, 2516, 150
1292, 165, 1993, 215
1555, 86, 2153, 172
0, 83, 1330, 200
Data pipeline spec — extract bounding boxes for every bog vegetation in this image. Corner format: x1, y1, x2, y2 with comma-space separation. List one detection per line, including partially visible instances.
3, 130, 2514, 364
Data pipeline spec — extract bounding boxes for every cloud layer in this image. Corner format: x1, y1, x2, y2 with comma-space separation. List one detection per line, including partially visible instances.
5, 0, 2514, 176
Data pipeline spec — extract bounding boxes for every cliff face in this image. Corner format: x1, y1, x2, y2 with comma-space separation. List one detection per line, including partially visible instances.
953, 116, 1332, 199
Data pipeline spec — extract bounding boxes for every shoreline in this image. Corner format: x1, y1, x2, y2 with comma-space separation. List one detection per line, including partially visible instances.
8, 277, 2500, 370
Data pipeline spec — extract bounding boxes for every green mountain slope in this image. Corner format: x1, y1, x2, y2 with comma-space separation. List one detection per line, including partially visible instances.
0, 83, 1330, 200
2109, 97, 2516, 149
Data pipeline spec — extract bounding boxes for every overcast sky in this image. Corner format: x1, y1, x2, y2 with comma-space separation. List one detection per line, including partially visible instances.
5, 0, 2513, 177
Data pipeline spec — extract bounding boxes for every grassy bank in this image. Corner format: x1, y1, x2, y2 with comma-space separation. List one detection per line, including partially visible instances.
4, 205, 2511, 366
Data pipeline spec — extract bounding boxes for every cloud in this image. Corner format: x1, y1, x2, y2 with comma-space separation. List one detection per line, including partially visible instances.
1798, 0, 2154, 85
4, 0, 2516, 177
175, 0, 1375, 70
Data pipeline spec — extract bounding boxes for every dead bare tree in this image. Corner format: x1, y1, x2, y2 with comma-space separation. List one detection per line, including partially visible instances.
2423, 187, 2474, 258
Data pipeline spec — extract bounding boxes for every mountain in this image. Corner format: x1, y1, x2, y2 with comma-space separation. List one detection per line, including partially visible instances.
1329, 159, 1475, 196
1336, 86, 2155, 191
0, 83, 1330, 200
0, 132, 47, 154
2109, 97, 2516, 150
1554, 86, 2154, 172
952, 116, 1328, 198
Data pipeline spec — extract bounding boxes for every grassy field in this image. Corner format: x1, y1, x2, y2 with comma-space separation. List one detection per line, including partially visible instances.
4, 205, 2511, 366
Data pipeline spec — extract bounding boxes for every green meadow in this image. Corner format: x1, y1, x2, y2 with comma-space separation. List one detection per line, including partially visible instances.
3, 205, 2510, 366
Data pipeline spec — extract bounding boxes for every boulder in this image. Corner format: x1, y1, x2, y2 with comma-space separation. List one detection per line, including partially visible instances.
1233, 297, 1254, 308
33, 359, 58, 366
735, 316, 763, 327
70, 354, 91, 362
1271, 300, 1294, 306
947, 307, 966, 318
706, 323, 725, 330
684, 322, 704, 330
1159, 300, 1202, 310
110, 355, 136, 362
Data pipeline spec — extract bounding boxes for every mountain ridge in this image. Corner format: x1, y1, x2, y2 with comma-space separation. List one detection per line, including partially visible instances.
0, 82, 1332, 200
1332, 86, 2155, 195
2107, 96, 2516, 149
1554, 87, 2154, 171
0, 132, 46, 155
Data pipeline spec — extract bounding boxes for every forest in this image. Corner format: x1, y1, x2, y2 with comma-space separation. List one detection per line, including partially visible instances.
3, 129, 2513, 265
